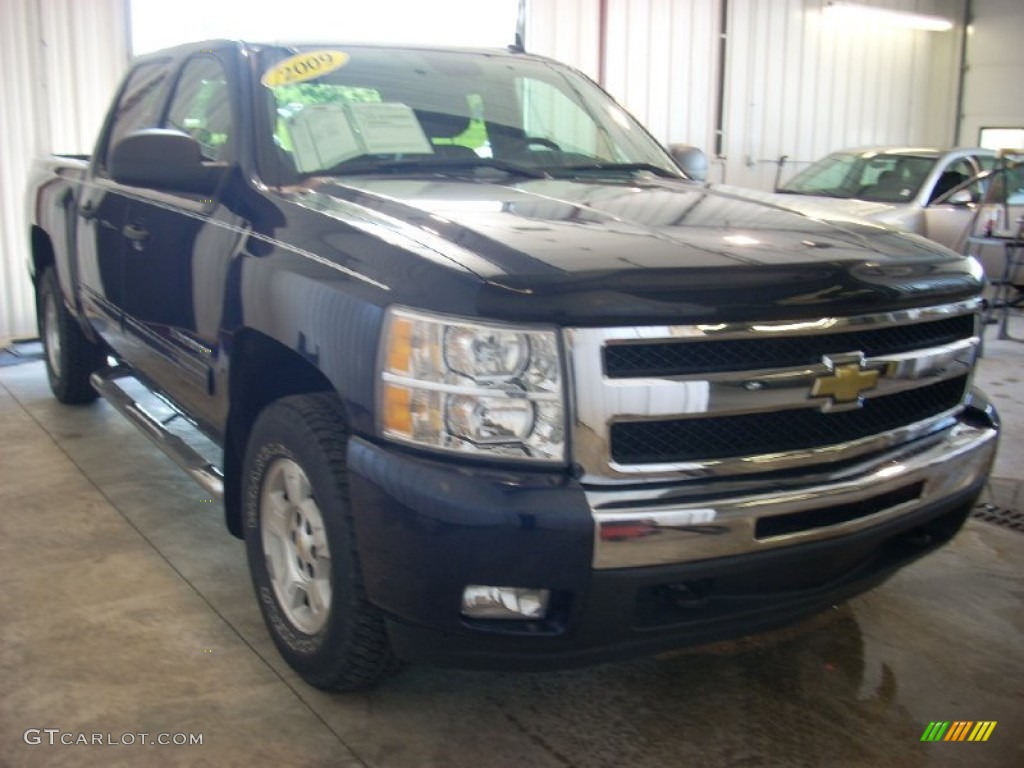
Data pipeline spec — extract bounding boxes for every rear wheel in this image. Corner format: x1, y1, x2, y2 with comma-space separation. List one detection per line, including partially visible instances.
242, 393, 399, 691
38, 267, 104, 404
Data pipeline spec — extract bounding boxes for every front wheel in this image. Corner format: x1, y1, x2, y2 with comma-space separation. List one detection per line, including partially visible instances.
38, 267, 104, 404
242, 393, 398, 691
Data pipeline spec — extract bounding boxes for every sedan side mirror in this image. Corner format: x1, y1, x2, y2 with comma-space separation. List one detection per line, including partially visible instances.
945, 188, 975, 206
668, 144, 707, 182
109, 129, 228, 195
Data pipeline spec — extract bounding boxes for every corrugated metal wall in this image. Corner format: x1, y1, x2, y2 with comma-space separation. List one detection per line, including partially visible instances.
526, 0, 720, 151
0, 0, 128, 344
528, 0, 966, 187
960, 0, 1024, 145
601, 0, 722, 168
526, 0, 602, 80
722, 0, 965, 189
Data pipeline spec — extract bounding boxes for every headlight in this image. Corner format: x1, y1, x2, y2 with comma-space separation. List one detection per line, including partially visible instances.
379, 307, 565, 462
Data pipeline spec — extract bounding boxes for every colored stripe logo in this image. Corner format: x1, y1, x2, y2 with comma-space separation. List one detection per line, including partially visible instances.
921, 721, 997, 742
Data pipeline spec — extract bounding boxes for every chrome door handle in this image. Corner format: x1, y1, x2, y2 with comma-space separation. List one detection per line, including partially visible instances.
123, 224, 149, 242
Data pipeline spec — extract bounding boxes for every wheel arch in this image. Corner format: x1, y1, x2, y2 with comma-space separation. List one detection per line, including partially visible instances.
30, 227, 57, 337
222, 328, 339, 537
30, 225, 56, 287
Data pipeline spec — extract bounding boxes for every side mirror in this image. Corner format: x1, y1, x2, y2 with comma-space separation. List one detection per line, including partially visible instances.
944, 188, 975, 206
109, 129, 228, 195
668, 144, 707, 182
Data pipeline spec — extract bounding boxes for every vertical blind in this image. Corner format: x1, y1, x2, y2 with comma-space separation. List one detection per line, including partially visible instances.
0, 0, 128, 344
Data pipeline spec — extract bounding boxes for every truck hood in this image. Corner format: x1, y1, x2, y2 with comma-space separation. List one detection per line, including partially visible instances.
712, 183, 902, 225
292, 175, 982, 324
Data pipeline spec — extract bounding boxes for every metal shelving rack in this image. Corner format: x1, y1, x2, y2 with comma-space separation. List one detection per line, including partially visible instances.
963, 149, 1024, 342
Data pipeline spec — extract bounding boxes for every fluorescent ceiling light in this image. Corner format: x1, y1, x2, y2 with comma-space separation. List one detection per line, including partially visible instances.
823, 1, 954, 32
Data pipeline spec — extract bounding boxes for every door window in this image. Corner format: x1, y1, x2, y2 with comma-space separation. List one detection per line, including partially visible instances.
165, 56, 234, 161
929, 158, 976, 203
101, 60, 171, 173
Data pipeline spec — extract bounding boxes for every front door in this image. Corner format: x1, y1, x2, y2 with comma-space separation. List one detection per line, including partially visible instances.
118, 54, 242, 423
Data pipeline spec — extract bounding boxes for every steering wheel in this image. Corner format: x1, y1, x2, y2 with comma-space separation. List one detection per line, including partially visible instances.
524, 137, 561, 152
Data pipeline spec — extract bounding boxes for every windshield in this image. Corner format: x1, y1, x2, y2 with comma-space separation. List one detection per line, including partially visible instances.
256, 46, 682, 182
778, 152, 937, 203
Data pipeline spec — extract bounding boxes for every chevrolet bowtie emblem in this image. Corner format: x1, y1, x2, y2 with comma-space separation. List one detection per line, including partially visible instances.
811, 363, 880, 403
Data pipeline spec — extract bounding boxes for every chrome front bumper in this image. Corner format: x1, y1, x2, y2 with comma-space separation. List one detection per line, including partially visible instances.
589, 419, 998, 569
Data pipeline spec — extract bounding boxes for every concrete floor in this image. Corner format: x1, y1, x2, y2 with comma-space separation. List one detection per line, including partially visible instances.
1, 318, 1022, 768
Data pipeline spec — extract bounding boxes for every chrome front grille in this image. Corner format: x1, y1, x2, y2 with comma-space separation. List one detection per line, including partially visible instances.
603, 313, 976, 378
565, 300, 981, 484
609, 375, 968, 464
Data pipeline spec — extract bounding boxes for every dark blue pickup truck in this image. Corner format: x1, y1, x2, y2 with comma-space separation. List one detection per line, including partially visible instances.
26, 40, 999, 690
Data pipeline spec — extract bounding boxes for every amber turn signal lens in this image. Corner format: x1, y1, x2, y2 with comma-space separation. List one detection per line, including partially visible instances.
382, 383, 413, 436
386, 317, 414, 374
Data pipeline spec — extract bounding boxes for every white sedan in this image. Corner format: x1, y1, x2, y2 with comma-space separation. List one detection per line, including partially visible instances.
774, 146, 996, 250
770, 146, 1023, 287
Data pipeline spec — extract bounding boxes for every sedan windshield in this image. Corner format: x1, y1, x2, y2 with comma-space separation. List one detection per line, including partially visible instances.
257, 46, 682, 182
778, 152, 936, 203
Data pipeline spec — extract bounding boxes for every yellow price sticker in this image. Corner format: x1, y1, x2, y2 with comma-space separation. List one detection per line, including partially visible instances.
261, 50, 349, 87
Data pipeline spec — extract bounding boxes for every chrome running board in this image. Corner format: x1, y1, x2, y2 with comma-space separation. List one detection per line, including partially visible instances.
90, 367, 224, 499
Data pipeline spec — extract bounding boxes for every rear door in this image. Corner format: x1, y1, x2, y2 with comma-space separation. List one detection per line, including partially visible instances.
76, 59, 172, 344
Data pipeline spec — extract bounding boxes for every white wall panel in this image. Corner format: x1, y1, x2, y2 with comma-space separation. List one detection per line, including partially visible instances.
0, 0, 44, 345
529, 0, 721, 174
722, 0, 966, 189
960, 0, 1024, 146
602, 0, 720, 166
528, 0, 965, 189
0, 0, 128, 344
526, 0, 601, 80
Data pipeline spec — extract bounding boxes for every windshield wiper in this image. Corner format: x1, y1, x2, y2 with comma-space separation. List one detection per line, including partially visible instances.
552, 162, 680, 179
777, 187, 850, 199
320, 156, 548, 179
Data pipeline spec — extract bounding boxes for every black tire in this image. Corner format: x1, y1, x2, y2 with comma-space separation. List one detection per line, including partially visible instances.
242, 392, 399, 691
38, 267, 104, 404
